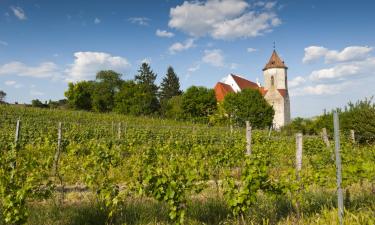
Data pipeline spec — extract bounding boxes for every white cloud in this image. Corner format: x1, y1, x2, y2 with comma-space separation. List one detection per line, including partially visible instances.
156, 29, 174, 38
303, 45, 373, 63
0, 40, 8, 46
5, 80, 16, 86
168, 0, 281, 40
288, 76, 306, 88
128, 17, 150, 26
264, 2, 277, 10
188, 64, 200, 73
5, 80, 23, 88
0, 61, 60, 78
94, 17, 101, 24
65, 52, 131, 82
247, 47, 257, 53
169, 38, 195, 54
10, 6, 27, 20
290, 83, 349, 97
30, 90, 44, 96
202, 49, 225, 67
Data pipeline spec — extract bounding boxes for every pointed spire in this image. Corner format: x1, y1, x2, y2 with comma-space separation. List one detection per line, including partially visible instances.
263, 50, 287, 71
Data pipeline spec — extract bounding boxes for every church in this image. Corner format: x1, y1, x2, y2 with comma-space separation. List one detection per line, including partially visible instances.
214, 50, 291, 129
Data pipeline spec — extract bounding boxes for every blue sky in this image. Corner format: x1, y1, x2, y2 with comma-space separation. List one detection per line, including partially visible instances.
0, 0, 374, 117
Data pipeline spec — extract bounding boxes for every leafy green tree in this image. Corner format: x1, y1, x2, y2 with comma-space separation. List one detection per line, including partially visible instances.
92, 70, 123, 112
114, 81, 159, 116
181, 86, 217, 121
160, 66, 182, 101
164, 95, 184, 120
31, 99, 47, 108
64, 81, 95, 110
0, 90, 6, 103
223, 88, 274, 128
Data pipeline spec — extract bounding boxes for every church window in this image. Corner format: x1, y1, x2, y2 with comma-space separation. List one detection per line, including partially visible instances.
271, 76, 274, 86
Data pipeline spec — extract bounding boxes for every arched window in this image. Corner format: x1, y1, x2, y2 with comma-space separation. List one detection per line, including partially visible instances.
271, 76, 275, 86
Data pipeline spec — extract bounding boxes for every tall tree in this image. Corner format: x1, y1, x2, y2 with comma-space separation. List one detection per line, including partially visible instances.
181, 86, 217, 121
64, 81, 94, 110
135, 63, 158, 94
134, 63, 160, 113
223, 88, 274, 128
92, 70, 123, 112
0, 90, 6, 103
160, 66, 182, 102
114, 81, 159, 116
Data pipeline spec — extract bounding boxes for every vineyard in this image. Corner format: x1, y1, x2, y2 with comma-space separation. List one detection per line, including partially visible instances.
0, 105, 374, 225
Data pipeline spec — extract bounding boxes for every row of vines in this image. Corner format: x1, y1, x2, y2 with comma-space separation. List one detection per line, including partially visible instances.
0, 105, 374, 224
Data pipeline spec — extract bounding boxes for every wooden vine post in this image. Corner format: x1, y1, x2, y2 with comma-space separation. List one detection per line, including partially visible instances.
245, 121, 252, 156
350, 130, 355, 144
118, 122, 122, 139
53, 122, 64, 203
333, 111, 344, 225
295, 133, 303, 220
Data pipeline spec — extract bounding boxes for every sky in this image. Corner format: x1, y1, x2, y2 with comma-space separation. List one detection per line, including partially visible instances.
0, 0, 374, 118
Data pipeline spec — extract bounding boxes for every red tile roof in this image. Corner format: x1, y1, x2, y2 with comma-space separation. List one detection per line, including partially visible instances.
231, 74, 259, 90
263, 50, 287, 71
214, 82, 234, 101
277, 89, 288, 97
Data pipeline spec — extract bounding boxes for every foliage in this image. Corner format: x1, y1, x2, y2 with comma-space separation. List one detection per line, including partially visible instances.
114, 81, 159, 116
164, 96, 184, 120
135, 63, 158, 95
91, 70, 123, 112
283, 97, 375, 144
160, 67, 182, 106
0, 90, 6, 103
181, 86, 217, 122
223, 88, 274, 128
31, 99, 47, 108
64, 81, 95, 110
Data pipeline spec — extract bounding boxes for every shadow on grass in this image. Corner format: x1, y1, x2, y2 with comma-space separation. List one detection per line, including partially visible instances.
13, 186, 375, 225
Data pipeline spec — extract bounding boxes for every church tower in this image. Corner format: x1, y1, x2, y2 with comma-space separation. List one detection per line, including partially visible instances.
262, 50, 291, 128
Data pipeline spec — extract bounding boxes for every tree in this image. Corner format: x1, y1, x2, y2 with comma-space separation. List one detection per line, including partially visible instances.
92, 70, 123, 112
135, 63, 158, 94
114, 81, 159, 116
181, 86, 217, 121
160, 66, 182, 101
64, 81, 94, 110
31, 99, 47, 108
0, 90, 6, 103
223, 88, 274, 128
164, 95, 184, 120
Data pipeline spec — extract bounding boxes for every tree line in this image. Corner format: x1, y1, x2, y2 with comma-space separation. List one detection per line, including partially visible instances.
63, 63, 274, 127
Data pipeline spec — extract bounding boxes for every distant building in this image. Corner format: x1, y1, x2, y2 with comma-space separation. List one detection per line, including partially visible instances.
214, 50, 291, 128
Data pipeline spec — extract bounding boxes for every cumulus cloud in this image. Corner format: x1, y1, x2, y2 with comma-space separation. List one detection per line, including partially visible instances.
65, 52, 131, 82
202, 49, 225, 67
288, 76, 306, 88
128, 17, 150, 26
156, 29, 174, 38
168, 0, 281, 40
303, 45, 373, 63
10, 6, 27, 20
169, 38, 195, 54
290, 83, 349, 97
293, 44, 375, 96
0, 61, 60, 78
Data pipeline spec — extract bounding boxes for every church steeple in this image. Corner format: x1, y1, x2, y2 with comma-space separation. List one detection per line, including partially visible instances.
263, 50, 288, 71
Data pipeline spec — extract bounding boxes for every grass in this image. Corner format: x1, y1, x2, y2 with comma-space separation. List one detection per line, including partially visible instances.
5, 182, 372, 225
